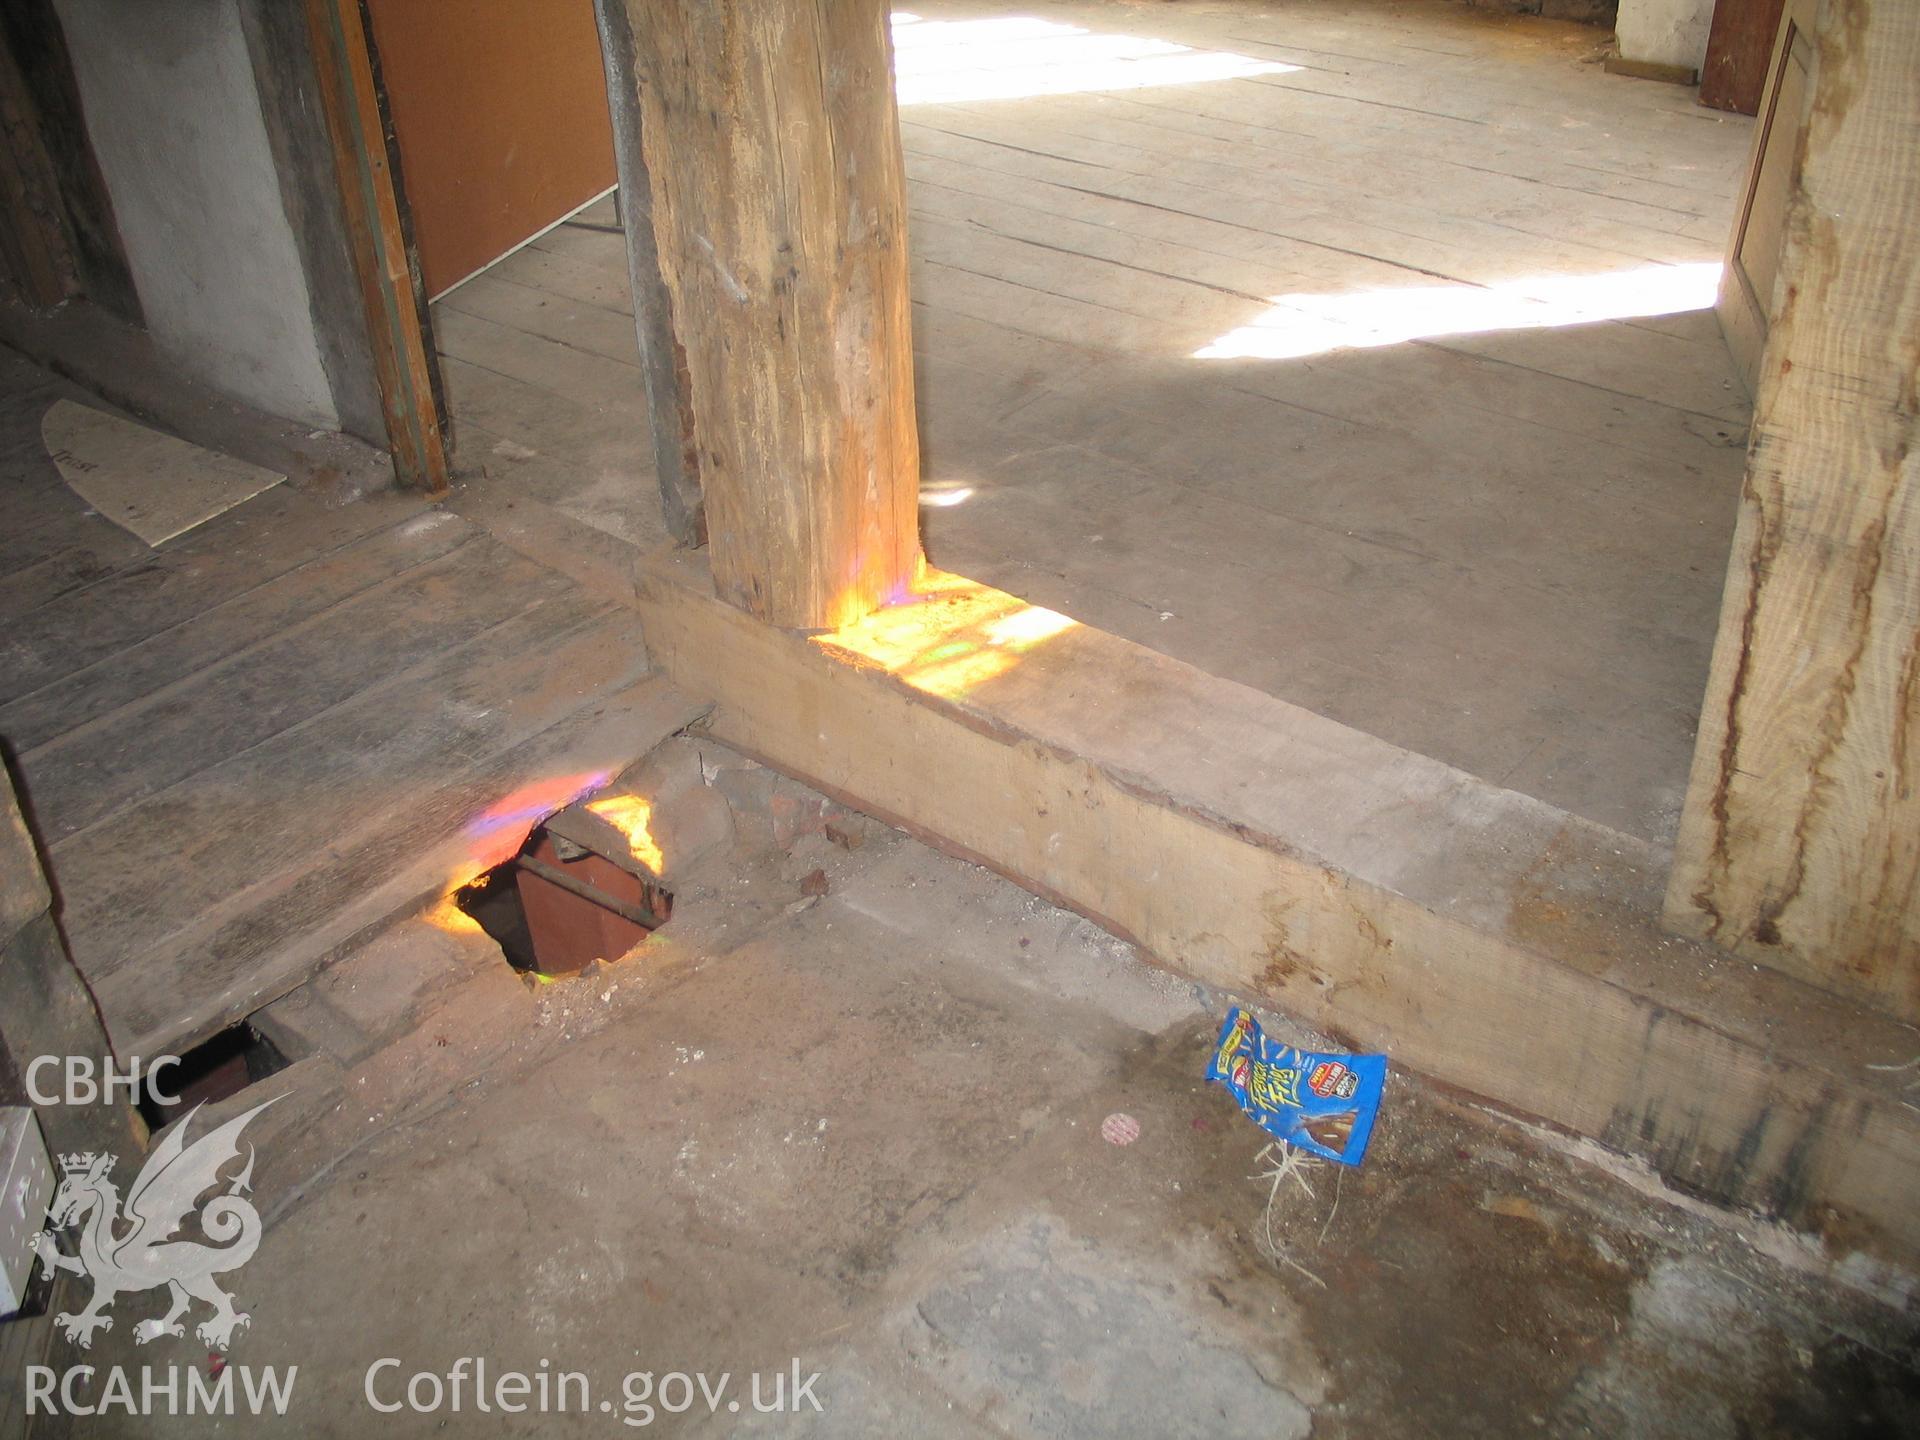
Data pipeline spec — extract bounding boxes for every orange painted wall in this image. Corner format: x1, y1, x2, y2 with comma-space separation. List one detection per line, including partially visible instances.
364, 0, 615, 296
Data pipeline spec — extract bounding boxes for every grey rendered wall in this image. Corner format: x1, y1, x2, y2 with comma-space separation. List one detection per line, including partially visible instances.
236, 0, 385, 445
52, 0, 342, 430
1616, 0, 1716, 70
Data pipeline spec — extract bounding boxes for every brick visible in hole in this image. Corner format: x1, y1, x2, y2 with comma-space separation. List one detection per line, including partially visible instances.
454, 824, 672, 977
138, 1024, 290, 1132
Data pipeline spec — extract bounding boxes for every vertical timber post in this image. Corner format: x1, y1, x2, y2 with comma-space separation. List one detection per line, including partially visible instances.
0, 19, 76, 309
1666, 0, 1920, 1020
2, 768, 143, 1161
593, 0, 922, 631
591, 0, 703, 548
304, 0, 450, 495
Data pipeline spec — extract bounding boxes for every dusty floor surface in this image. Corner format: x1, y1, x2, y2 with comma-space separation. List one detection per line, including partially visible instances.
27, 752, 1918, 1438
437, 0, 1753, 844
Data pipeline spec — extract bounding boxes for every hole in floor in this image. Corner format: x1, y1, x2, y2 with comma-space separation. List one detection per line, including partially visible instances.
454, 822, 672, 977
138, 1023, 291, 1132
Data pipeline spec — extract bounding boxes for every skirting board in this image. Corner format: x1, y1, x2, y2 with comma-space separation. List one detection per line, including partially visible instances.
637, 549, 1920, 1272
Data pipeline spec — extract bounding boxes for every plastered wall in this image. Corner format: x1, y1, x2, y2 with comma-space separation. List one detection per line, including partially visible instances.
1616, 0, 1716, 71
53, 0, 341, 429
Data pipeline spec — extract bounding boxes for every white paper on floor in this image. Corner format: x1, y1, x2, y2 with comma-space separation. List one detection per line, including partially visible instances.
42, 399, 285, 546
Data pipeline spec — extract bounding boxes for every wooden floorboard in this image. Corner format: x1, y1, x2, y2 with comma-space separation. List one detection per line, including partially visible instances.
435, 305, 644, 413
439, 357, 655, 516
0, 499, 135, 579
22, 531, 571, 842
899, 151, 1743, 415
909, 105, 1714, 262
95, 669, 707, 1058
0, 357, 679, 1057
438, 271, 642, 369
0, 485, 429, 705
0, 527, 152, 620
435, 0, 1754, 843
50, 587, 616, 966
0, 510, 471, 751
478, 239, 636, 315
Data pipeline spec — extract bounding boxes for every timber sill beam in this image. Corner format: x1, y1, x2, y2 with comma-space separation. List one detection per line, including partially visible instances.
637, 547, 1920, 1275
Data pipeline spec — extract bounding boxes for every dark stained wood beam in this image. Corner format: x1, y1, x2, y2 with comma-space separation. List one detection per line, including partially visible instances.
590, 0, 703, 548
303, 0, 449, 495
0, 18, 76, 309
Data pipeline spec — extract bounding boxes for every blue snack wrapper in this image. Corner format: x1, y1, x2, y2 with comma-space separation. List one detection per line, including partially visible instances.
1205, 1007, 1386, 1165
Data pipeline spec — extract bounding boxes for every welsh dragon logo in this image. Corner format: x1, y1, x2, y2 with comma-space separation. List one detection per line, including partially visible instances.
30, 1097, 280, 1351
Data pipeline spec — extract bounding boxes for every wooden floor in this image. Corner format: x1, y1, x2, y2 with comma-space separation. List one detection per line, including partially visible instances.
0, 350, 699, 1056
434, 0, 1756, 844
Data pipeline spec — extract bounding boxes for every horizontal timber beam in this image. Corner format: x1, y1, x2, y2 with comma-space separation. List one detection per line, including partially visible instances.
637, 548, 1920, 1274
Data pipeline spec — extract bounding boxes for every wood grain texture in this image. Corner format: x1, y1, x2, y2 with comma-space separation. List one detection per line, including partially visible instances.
51, 590, 624, 980
0, 0, 140, 323
1669, 0, 1920, 1019
591, 0, 703, 547
444, 0, 1753, 842
0, 507, 467, 750
93, 673, 706, 1058
20, 534, 563, 842
0, 19, 73, 308
1, 773, 141, 1161
637, 548, 1920, 1269
613, 0, 921, 630
0, 485, 421, 705
304, 0, 449, 493
0, 767, 50, 940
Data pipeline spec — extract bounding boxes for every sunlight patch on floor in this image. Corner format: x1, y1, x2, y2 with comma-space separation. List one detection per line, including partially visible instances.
891, 12, 1298, 105
1192, 262, 1722, 361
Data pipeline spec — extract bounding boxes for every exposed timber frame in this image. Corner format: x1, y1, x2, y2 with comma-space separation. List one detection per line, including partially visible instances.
597, 0, 1920, 1273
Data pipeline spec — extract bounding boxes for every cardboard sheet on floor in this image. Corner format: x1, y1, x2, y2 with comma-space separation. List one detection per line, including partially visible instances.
42, 399, 285, 547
